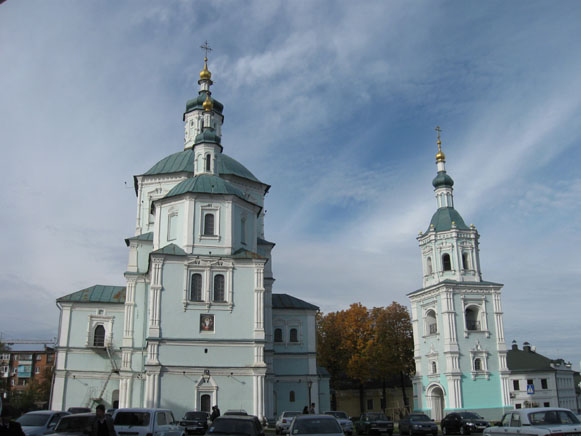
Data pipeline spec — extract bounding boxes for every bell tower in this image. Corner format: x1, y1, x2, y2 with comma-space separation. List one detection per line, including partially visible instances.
408, 128, 512, 421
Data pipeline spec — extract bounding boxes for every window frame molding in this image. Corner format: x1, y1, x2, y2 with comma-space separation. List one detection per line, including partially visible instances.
182, 258, 234, 311
86, 313, 114, 348
461, 296, 490, 338
470, 341, 490, 380
199, 205, 220, 241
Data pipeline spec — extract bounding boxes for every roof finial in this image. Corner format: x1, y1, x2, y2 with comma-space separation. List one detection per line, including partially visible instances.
435, 125, 446, 162
199, 41, 213, 81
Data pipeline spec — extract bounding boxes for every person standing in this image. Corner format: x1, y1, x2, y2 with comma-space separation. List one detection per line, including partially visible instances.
309, 403, 315, 414
0, 406, 25, 436
91, 405, 117, 436
210, 406, 220, 422
302, 406, 309, 414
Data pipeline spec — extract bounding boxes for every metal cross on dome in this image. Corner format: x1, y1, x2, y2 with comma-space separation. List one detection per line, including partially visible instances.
435, 125, 442, 141
200, 40, 212, 58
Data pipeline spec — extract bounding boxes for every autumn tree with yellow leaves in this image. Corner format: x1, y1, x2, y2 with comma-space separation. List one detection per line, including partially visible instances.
317, 302, 414, 414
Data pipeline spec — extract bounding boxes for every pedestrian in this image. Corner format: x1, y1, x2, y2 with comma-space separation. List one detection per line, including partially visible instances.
0, 405, 25, 436
309, 403, 315, 414
302, 406, 309, 414
91, 405, 117, 436
210, 405, 220, 422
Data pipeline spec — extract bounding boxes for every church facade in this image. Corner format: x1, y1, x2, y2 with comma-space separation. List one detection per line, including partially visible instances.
50, 58, 330, 420
408, 132, 512, 420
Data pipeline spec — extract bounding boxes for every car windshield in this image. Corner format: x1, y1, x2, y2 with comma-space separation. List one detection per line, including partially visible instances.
292, 418, 342, 434
184, 412, 207, 420
209, 419, 256, 435
114, 412, 151, 427
367, 413, 388, 421
17, 414, 51, 426
409, 415, 431, 422
325, 412, 348, 419
459, 413, 482, 420
55, 417, 93, 433
529, 411, 580, 425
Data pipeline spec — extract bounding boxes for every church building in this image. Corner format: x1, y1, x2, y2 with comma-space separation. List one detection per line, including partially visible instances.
50, 56, 330, 420
408, 130, 512, 420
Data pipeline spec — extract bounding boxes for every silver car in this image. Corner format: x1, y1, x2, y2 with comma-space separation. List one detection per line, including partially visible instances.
17, 411, 70, 436
287, 415, 343, 436
114, 408, 184, 436
484, 408, 581, 436
324, 411, 353, 435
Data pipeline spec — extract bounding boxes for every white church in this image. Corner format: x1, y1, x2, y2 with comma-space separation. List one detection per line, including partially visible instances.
50, 56, 330, 420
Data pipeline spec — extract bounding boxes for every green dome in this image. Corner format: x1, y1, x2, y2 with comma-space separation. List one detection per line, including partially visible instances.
432, 171, 454, 188
164, 174, 258, 206
195, 129, 221, 145
185, 92, 224, 115
427, 207, 469, 233
142, 150, 262, 184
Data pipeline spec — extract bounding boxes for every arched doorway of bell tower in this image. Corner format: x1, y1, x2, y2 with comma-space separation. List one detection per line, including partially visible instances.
426, 384, 445, 421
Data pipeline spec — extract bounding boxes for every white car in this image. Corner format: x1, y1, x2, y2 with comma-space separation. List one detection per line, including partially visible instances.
114, 408, 184, 436
16, 411, 70, 436
276, 411, 302, 434
483, 408, 581, 436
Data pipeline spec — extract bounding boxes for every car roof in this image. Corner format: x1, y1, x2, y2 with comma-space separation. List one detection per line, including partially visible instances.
61, 413, 95, 418
24, 411, 64, 415
293, 415, 337, 420
215, 415, 258, 421
115, 408, 170, 413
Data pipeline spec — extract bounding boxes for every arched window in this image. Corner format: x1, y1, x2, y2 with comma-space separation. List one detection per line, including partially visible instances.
190, 273, 202, 301
426, 257, 433, 275
205, 154, 211, 172
274, 328, 283, 343
465, 306, 480, 331
93, 325, 105, 347
289, 391, 295, 402
289, 328, 298, 343
442, 253, 452, 271
213, 274, 225, 302
431, 361, 438, 374
474, 358, 482, 371
426, 309, 437, 335
204, 214, 215, 236
462, 252, 470, 270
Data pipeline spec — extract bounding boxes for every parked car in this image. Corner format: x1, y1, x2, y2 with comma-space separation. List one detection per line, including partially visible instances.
276, 411, 302, 434
17, 411, 71, 436
398, 414, 438, 436
66, 408, 91, 415
356, 413, 393, 435
206, 415, 264, 436
288, 415, 343, 436
45, 413, 95, 436
114, 408, 184, 436
179, 411, 210, 435
324, 411, 354, 435
483, 408, 581, 436
441, 412, 489, 435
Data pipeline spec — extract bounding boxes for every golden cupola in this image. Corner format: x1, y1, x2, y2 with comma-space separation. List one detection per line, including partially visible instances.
200, 56, 212, 81
202, 93, 213, 111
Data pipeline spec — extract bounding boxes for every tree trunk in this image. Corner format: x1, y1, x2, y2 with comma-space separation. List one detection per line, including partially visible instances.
359, 382, 365, 415
382, 377, 387, 413
400, 371, 409, 414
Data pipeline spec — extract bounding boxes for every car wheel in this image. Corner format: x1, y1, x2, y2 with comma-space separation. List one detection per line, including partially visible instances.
460, 427, 469, 436
442, 426, 447, 435
276, 429, 280, 435
432, 432, 438, 436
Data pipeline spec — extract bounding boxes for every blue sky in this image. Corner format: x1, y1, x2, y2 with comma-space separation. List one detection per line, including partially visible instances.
1, 1, 580, 368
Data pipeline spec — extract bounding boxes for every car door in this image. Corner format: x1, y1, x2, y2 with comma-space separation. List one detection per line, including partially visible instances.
166, 412, 181, 436
155, 411, 170, 436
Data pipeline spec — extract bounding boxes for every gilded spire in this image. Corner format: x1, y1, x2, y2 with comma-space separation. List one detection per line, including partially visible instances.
202, 92, 213, 111
435, 125, 446, 162
200, 56, 212, 81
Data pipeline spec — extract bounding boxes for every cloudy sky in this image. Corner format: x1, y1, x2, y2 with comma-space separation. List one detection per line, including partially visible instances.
1, 2, 580, 367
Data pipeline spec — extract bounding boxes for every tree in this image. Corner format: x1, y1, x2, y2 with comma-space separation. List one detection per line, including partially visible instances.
369, 302, 414, 414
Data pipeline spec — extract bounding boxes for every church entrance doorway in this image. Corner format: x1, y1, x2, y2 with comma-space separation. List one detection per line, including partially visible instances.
201, 394, 211, 412
427, 385, 445, 421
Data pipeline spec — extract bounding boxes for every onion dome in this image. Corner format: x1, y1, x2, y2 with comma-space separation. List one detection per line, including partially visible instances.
200, 56, 212, 81
427, 207, 469, 233
202, 93, 213, 111
195, 128, 221, 145
184, 94, 223, 116
432, 171, 454, 188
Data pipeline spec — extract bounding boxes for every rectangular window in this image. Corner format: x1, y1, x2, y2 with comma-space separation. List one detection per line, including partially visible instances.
543, 402, 550, 407
515, 404, 521, 409
35, 367, 40, 374
47, 355, 54, 363
367, 399, 374, 410
513, 380, 520, 390
167, 213, 177, 241
541, 379, 548, 389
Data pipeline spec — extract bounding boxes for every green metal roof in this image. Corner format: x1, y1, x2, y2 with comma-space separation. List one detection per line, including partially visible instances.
164, 174, 260, 208
151, 243, 187, 256
195, 129, 221, 145
184, 92, 224, 115
142, 150, 263, 185
272, 293, 319, 311
231, 248, 267, 260
257, 237, 275, 246
125, 232, 153, 246
426, 207, 469, 233
507, 347, 556, 372
58, 285, 126, 304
